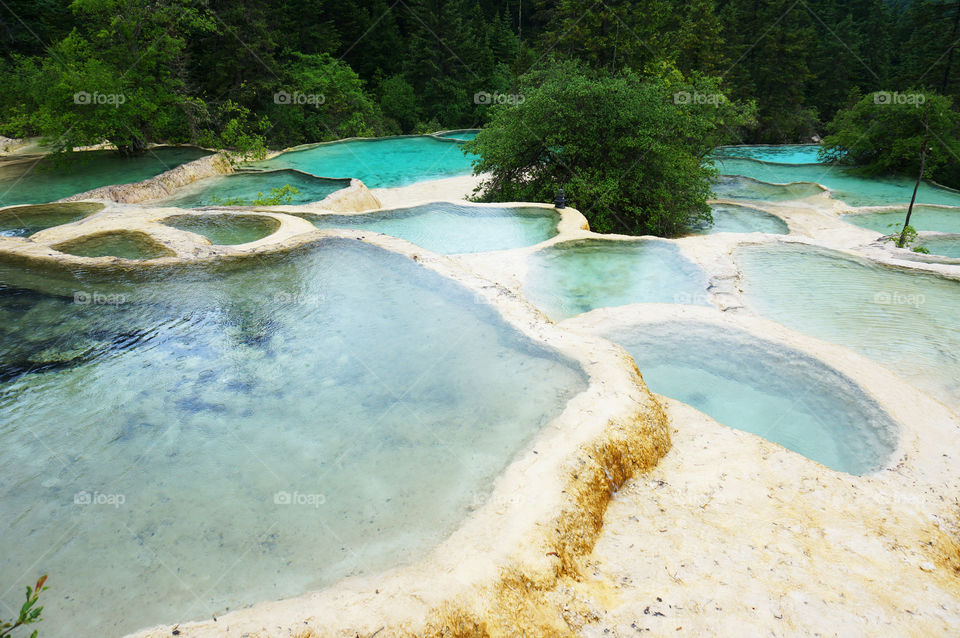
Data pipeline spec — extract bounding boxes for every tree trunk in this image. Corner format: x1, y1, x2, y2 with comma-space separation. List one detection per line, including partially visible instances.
898, 113, 930, 248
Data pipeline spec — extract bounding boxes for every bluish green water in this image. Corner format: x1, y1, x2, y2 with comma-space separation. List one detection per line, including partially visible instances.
714, 145, 822, 164
252, 136, 475, 188
435, 130, 479, 141
712, 175, 824, 201
716, 158, 960, 207
0, 203, 104, 237
916, 235, 960, 259
158, 170, 349, 207
162, 214, 281, 245
841, 206, 960, 235
54, 232, 175, 259
0, 239, 587, 637
306, 204, 559, 254
736, 243, 960, 410
595, 321, 897, 474
0, 147, 211, 207
522, 239, 710, 320
691, 203, 789, 235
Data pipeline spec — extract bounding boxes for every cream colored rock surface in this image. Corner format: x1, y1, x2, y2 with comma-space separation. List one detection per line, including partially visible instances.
371, 173, 486, 208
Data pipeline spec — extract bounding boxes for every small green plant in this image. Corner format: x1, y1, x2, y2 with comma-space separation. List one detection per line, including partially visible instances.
210, 184, 300, 207
913, 245, 931, 254
884, 222, 928, 252
1, 575, 48, 638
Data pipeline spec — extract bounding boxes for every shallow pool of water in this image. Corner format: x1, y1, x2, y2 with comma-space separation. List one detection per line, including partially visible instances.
0, 147, 211, 207
841, 206, 960, 235
435, 130, 479, 141
162, 214, 281, 245
55, 232, 175, 260
915, 235, 960, 259
712, 175, 824, 201
252, 136, 475, 188
158, 170, 349, 208
0, 203, 105, 237
522, 239, 710, 320
714, 145, 822, 164
692, 203, 789, 235
594, 320, 897, 474
736, 243, 960, 410
305, 204, 559, 254
0, 239, 587, 637
716, 159, 960, 207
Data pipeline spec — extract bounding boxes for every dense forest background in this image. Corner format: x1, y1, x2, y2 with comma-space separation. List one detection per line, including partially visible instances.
0, 0, 957, 150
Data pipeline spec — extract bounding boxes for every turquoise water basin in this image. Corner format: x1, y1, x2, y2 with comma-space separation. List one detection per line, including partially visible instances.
716, 158, 960, 207
252, 136, 475, 188
712, 175, 825, 201
594, 320, 898, 474
841, 206, 960, 235
435, 130, 479, 141
0, 147, 211, 207
522, 239, 710, 320
915, 235, 960, 259
714, 145, 822, 164
162, 214, 281, 245
305, 204, 559, 254
735, 243, 960, 410
157, 170, 349, 207
54, 231, 175, 260
0, 239, 586, 637
0, 203, 105, 237
692, 203, 789, 235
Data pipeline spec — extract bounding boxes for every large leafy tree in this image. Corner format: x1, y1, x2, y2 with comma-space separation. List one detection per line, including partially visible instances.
465, 60, 755, 236
821, 90, 960, 185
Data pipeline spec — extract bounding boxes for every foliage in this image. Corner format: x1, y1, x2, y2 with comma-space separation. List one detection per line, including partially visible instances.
0, 575, 48, 638
820, 91, 960, 179
465, 60, 754, 236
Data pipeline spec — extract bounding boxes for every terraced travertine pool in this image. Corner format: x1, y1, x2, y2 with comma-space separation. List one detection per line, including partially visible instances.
252, 136, 475, 188
0, 239, 587, 637
305, 203, 560, 254
842, 206, 960, 235
586, 319, 898, 474
714, 144, 822, 164
521, 239, 710, 320
0, 147, 211, 207
0, 202, 105, 237
156, 170, 349, 208
735, 243, 960, 410
692, 203, 789, 235
716, 158, 960, 207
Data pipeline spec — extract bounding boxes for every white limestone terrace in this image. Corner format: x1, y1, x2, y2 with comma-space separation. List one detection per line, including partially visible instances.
0, 162, 958, 635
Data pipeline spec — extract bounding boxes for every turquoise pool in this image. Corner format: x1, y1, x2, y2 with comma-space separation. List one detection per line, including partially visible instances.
162, 214, 281, 245
915, 235, 960, 259
158, 170, 349, 207
305, 204, 559, 254
736, 243, 960, 410
522, 239, 710, 320
0, 203, 104, 237
594, 320, 897, 474
0, 147, 211, 207
435, 130, 479, 141
712, 175, 824, 202
252, 136, 475, 188
841, 206, 960, 235
0, 239, 586, 637
714, 145, 822, 164
716, 158, 960, 207
692, 203, 789, 235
